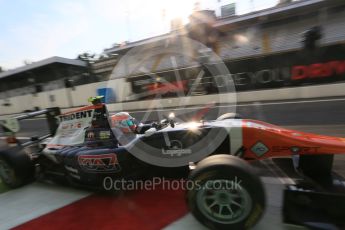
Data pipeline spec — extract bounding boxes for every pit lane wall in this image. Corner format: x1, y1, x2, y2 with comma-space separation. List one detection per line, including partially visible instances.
3, 42, 345, 115
1, 80, 345, 116
107, 82, 345, 112
0, 78, 131, 115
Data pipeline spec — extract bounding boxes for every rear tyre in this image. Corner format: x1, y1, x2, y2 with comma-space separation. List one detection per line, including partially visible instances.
0, 147, 34, 188
0, 157, 22, 188
187, 155, 265, 230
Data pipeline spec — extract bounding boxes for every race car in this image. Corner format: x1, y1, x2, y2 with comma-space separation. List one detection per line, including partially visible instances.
0, 99, 345, 230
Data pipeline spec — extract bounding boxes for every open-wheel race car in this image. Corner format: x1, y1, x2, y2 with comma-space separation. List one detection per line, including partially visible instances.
0, 98, 345, 230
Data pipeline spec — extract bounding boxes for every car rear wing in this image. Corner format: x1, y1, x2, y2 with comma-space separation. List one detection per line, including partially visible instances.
0, 107, 61, 146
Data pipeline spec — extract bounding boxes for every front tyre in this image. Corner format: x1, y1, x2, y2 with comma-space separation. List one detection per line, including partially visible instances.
187, 155, 265, 230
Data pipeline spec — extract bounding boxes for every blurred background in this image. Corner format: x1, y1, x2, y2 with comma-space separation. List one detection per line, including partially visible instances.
0, 0, 345, 129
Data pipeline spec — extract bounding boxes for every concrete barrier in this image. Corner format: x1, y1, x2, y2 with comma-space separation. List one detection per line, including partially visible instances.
1, 81, 345, 117
107, 82, 345, 112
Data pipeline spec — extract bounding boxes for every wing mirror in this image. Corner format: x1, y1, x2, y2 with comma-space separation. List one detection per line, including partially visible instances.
144, 127, 157, 137
168, 113, 175, 128
159, 113, 176, 128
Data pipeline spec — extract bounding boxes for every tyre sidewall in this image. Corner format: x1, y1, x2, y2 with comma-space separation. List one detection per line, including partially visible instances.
0, 156, 23, 188
0, 147, 34, 188
187, 165, 265, 230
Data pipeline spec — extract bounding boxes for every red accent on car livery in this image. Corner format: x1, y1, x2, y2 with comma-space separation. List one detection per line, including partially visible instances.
241, 119, 345, 160
78, 153, 121, 172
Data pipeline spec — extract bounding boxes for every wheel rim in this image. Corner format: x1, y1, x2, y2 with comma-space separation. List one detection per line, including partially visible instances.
0, 159, 15, 185
196, 179, 252, 224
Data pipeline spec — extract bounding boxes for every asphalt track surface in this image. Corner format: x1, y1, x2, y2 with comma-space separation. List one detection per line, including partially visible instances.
1, 96, 345, 229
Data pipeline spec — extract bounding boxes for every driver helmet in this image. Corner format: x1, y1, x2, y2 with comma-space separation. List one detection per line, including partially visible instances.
110, 112, 137, 133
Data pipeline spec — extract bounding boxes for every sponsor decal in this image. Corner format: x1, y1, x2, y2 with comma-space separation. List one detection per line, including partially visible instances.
61, 122, 82, 130
59, 110, 93, 122
291, 61, 345, 80
272, 146, 320, 153
162, 148, 192, 156
64, 165, 81, 180
250, 141, 269, 157
290, 146, 300, 153
87, 131, 95, 139
99, 131, 111, 139
86, 131, 111, 140
78, 153, 121, 172
48, 109, 95, 146
162, 140, 192, 157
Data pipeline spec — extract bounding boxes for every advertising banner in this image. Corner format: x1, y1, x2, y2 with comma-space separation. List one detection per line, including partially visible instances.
127, 44, 345, 100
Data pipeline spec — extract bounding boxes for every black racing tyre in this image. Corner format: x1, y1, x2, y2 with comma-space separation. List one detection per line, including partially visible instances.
187, 155, 265, 230
216, 113, 242, 120
0, 147, 35, 188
